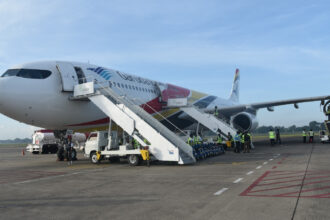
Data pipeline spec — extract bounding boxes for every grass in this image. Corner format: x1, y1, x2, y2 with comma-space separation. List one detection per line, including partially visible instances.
0, 143, 28, 147
251, 133, 321, 141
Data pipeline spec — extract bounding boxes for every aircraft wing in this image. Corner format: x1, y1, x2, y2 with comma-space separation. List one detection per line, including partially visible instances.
217, 95, 330, 115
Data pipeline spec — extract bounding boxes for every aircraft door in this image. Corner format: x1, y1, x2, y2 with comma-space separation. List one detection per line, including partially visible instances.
155, 82, 168, 103
56, 61, 79, 91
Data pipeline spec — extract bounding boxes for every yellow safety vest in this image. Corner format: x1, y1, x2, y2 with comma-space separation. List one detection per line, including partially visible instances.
214, 109, 219, 117
302, 131, 306, 137
217, 136, 222, 144
241, 134, 245, 144
187, 137, 192, 145
309, 131, 314, 136
193, 136, 198, 145
269, 131, 275, 139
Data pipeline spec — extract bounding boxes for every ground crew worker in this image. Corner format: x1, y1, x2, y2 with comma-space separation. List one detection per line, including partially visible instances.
228, 132, 233, 145
234, 131, 241, 153
66, 136, 73, 165
244, 132, 251, 153
187, 135, 193, 146
197, 133, 203, 144
214, 106, 219, 117
241, 132, 245, 151
193, 134, 199, 146
217, 134, 223, 148
309, 129, 314, 143
302, 129, 307, 143
269, 129, 275, 146
275, 128, 282, 145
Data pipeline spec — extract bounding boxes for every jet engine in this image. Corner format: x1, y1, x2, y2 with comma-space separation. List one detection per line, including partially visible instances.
231, 112, 258, 131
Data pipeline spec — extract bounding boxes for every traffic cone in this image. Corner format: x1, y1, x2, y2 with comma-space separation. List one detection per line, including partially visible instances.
22, 149, 25, 156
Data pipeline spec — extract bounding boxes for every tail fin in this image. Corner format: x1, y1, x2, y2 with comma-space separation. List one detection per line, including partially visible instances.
229, 68, 240, 102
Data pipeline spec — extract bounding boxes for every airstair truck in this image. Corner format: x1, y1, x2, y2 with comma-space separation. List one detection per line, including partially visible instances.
321, 100, 330, 143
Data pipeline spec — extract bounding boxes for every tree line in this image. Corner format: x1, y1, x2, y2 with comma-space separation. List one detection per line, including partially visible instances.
253, 121, 326, 134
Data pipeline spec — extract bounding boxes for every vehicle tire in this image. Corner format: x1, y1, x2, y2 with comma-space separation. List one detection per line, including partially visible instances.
57, 146, 64, 161
32, 151, 39, 154
128, 154, 140, 166
41, 145, 47, 154
90, 152, 100, 164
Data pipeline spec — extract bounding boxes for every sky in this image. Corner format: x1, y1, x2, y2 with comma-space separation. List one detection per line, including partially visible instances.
0, 0, 330, 139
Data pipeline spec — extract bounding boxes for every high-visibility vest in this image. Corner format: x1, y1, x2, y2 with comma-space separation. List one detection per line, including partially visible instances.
197, 136, 202, 144
193, 136, 198, 145
214, 109, 219, 116
247, 133, 252, 141
269, 131, 275, 139
309, 131, 314, 137
234, 134, 240, 141
241, 134, 245, 144
187, 137, 192, 145
217, 136, 222, 144
302, 131, 306, 137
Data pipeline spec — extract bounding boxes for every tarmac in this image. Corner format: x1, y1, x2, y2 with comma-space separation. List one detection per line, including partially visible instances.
1, 137, 330, 220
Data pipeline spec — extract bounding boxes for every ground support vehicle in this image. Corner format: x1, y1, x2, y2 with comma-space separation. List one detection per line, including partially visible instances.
84, 130, 150, 166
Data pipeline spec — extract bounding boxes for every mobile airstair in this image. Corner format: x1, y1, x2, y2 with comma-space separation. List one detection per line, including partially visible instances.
73, 82, 195, 164
180, 106, 238, 139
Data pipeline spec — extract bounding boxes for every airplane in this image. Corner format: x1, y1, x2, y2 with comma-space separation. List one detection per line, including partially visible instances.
0, 61, 328, 136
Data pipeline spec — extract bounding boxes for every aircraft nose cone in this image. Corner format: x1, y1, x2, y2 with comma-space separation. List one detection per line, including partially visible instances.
0, 78, 6, 109
0, 77, 13, 113
0, 78, 4, 106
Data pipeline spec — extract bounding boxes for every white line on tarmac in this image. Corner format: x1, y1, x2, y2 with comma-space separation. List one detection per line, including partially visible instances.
263, 162, 268, 165
246, 171, 254, 175
269, 159, 273, 161
233, 178, 243, 183
256, 166, 262, 169
214, 188, 228, 196
15, 172, 81, 185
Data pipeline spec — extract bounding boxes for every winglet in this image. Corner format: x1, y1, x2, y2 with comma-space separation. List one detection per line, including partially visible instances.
229, 68, 240, 102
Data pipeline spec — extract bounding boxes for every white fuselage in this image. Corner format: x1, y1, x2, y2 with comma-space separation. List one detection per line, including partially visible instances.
0, 61, 239, 131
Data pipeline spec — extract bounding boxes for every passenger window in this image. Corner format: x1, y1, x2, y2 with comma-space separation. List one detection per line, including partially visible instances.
125, 84, 128, 89
129, 85, 132, 89
121, 83, 124, 88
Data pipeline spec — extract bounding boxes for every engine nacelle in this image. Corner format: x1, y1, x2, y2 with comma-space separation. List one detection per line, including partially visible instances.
231, 112, 258, 131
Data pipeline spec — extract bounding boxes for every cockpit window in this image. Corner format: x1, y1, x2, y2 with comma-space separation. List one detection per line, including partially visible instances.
1, 69, 52, 79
